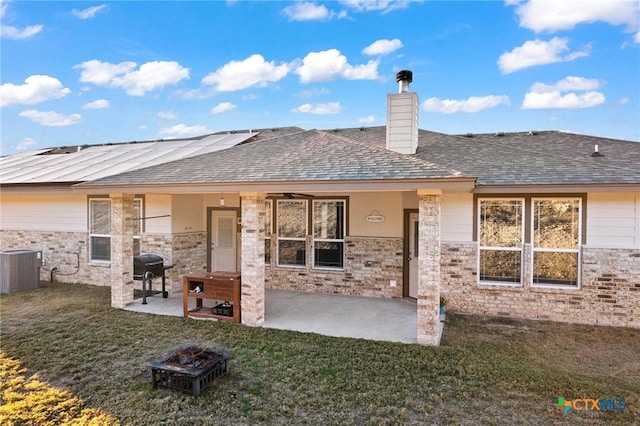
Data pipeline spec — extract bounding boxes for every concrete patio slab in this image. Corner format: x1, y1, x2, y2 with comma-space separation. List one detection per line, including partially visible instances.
124, 289, 441, 345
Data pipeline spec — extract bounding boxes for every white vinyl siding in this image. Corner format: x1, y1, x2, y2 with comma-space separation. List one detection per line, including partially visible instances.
441, 193, 473, 242
587, 193, 640, 248
0, 194, 87, 231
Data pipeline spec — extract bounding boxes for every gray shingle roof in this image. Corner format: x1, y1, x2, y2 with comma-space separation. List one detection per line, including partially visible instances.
332, 126, 640, 186
78, 129, 465, 187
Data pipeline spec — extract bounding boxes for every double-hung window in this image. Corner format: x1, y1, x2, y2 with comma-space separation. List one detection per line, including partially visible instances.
277, 200, 307, 267
313, 200, 345, 268
265, 200, 272, 265
89, 197, 143, 262
478, 199, 524, 284
89, 199, 111, 262
532, 198, 581, 287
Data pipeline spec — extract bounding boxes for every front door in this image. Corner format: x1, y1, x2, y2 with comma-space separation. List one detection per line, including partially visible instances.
408, 212, 419, 298
211, 209, 237, 272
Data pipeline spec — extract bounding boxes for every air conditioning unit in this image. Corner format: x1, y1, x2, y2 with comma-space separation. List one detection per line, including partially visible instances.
0, 250, 42, 294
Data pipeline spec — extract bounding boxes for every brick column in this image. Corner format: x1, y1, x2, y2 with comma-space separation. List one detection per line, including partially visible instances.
110, 193, 135, 308
240, 192, 266, 325
417, 191, 441, 345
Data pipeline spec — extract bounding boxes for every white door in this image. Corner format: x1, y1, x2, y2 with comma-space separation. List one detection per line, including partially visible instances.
211, 210, 237, 272
408, 212, 419, 298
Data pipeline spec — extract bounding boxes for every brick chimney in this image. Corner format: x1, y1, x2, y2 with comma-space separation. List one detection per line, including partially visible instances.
386, 70, 418, 155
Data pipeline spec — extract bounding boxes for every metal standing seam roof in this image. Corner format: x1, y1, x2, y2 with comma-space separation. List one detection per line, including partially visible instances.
76, 129, 467, 188
0, 132, 257, 184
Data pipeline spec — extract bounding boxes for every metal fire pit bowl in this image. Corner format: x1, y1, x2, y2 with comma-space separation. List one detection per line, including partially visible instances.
147, 345, 230, 396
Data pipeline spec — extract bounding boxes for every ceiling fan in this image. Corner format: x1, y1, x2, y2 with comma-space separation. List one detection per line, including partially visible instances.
267, 192, 315, 199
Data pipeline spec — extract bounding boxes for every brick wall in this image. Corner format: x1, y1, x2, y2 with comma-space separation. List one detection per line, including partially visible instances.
0, 229, 206, 295
265, 236, 403, 298
441, 242, 640, 328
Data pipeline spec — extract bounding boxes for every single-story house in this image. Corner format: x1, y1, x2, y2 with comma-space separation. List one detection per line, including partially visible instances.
1, 71, 638, 344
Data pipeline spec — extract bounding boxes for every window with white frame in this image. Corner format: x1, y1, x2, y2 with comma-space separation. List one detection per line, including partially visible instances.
89, 197, 143, 262
89, 199, 111, 262
313, 200, 345, 268
277, 199, 307, 267
265, 200, 272, 265
478, 199, 524, 284
532, 198, 581, 286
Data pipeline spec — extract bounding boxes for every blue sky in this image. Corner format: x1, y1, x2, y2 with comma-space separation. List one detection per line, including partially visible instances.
1, 0, 639, 155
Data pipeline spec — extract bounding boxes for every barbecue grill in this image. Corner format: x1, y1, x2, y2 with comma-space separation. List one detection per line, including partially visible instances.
133, 254, 172, 304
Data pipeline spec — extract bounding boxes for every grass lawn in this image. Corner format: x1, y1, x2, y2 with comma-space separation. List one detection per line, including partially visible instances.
1, 282, 638, 425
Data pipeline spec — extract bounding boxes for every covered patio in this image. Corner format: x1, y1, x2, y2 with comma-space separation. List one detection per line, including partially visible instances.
124, 289, 438, 344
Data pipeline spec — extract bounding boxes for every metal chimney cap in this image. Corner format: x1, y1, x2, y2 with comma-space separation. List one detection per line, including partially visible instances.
396, 70, 413, 83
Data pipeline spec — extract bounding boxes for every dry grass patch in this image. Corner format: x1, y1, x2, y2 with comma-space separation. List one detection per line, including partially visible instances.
1, 282, 638, 425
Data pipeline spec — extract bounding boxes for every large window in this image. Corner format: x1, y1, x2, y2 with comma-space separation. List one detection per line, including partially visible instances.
477, 197, 583, 287
532, 198, 581, 286
478, 199, 524, 284
277, 200, 307, 267
89, 197, 143, 262
274, 197, 347, 269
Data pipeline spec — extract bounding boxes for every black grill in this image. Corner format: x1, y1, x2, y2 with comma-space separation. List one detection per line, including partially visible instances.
133, 254, 172, 304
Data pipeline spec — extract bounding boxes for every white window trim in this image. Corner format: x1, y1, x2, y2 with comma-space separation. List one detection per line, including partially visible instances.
477, 198, 525, 286
276, 199, 307, 268
530, 197, 582, 289
312, 199, 346, 271
89, 198, 111, 263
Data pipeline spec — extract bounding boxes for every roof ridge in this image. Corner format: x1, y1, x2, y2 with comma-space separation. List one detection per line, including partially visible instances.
318, 129, 468, 178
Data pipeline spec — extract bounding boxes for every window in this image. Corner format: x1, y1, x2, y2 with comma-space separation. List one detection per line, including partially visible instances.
133, 198, 142, 256
277, 200, 307, 267
477, 196, 583, 287
90, 199, 111, 262
265, 200, 272, 265
532, 198, 581, 286
313, 200, 345, 268
273, 197, 347, 269
478, 199, 524, 284
89, 197, 143, 262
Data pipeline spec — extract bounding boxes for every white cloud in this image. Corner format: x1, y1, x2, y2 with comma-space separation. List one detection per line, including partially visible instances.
422, 95, 510, 114
0, 75, 71, 107
159, 123, 208, 137
339, 0, 418, 14
292, 102, 342, 114
15, 137, 38, 152
511, 0, 639, 33
296, 87, 331, 98
283, 2, 331, 21
202, 54, 289, 92
210, 102, 237, 115
296, 49, 379, 83
362, 38, 403, 56
1, 23, 43, 39
358, 115, 376, 123
0, 2, 43, 39
158, 110, 177, 120
522, 76, 605, 109
498, 37, 589, 74
82, 99, 110, 109
72, 5, 107, 19
75, 60, 189, 96
619, 97, 629, 105
635, 31, 640, 43
19, 110, 82, 126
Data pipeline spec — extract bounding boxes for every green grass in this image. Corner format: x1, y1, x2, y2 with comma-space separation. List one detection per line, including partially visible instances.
1, 282, 638, 425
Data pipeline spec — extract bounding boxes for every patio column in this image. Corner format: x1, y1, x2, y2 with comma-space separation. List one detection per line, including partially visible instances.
240, 192, 266, 325
110, 193, 135, 308
417, 190, 441, 345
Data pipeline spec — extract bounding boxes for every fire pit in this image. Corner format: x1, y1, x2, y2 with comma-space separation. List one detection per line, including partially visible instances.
147, 345, 230, 396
